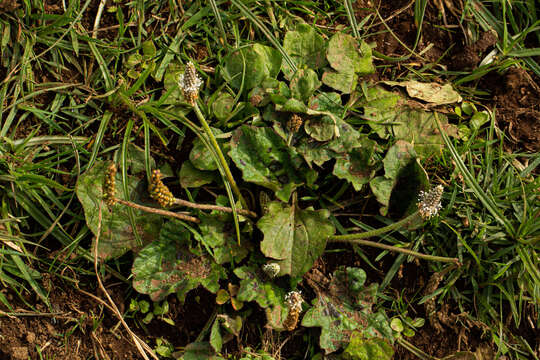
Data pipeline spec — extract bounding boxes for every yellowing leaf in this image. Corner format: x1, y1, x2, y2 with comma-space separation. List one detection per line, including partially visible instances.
383, 80, 462, 104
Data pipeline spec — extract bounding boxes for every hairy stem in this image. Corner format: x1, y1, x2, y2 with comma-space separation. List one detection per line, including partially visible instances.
173, 198, 257, 218
330, 237, 459, 264
329, 211, 422, 242
115, 198, 200, 223
328, 211, 459, 264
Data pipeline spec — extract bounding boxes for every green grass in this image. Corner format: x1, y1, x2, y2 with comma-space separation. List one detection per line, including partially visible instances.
0, 0, 538, 359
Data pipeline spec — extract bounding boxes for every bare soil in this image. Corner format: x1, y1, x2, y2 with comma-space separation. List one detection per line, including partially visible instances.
486, 67, 540, 152
0, 277, 140, 360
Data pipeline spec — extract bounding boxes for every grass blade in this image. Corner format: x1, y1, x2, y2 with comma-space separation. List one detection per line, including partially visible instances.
434, 112, 515, 236
344, 0, 360, 39
230, 0, 296, 72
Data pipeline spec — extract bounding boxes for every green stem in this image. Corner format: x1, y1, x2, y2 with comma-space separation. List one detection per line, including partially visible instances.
195, 308, 218, 343
193, 103, 248, 209
331, 237, 459, 264
328, 211, 460, 264
330, 211, 422, 242
397, 337, 436, 360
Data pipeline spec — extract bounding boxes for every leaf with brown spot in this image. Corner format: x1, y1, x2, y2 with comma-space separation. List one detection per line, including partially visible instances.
76, 161, 162, 260
301, 267, 394, 354
282, 24, 327, 79
132, 220, 225, 302
258, 201, 335, 278
223, 44, 282, 91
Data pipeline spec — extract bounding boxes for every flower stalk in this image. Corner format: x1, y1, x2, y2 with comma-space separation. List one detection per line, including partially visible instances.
329, 211, 423, 243
328, 186, 459, 265
329, 236, 459, 264
179, 62, 248, 210
149, 168, 257, 218
192, 103, 248, 209
115, 198, 200, 223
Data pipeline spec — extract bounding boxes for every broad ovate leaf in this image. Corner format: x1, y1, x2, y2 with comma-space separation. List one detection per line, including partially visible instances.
383, 140, 417, 179
76, 161, 161, 260
360, 86, 458, 156
326, 33, 369, 73
369, 141, 428, 218
470, 111, 490, 130
189, 127, 228, 171
211, 92, 236, 121
132, 220, 224, 302
257, 201, 335, 278
282, 23, 327, 78
223, 44, 282, 91
369, 177, 394, 212
322, 69, 358, 94
328, 33, 374, 75
343, 333, 394, 360
308, 92, 342, 114
391, 108, 457, 157
360, 86, 401, 139
235, 266, 285, 308
279, 98, 308, 113
323, 33, 374, 93
304, 116, 335, 142
229, 126, 305, 202
297, 117, 366, 168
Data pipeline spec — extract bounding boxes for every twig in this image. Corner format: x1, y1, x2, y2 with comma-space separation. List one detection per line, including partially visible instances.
173, 198, 257, 218
94, 202, 159, 360
115, 198, 200, 223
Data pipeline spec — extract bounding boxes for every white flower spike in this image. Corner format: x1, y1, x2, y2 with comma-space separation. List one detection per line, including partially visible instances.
178, 61, 203, 105
417, 185, 444, 219
283, 291, 304, 331
285, 291, 303, 311
262, 263, 280, 278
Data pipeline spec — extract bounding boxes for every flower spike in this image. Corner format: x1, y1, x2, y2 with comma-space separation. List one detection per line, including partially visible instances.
262, 263, 280, 278
283, 291, 303, 331
178, 61, 203, 105
417, 185, 444, 219
149, 169, 175, 208
104, 162, 117, 206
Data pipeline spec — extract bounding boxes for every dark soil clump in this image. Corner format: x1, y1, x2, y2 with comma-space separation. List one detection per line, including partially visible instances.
486, 67, 540, 152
